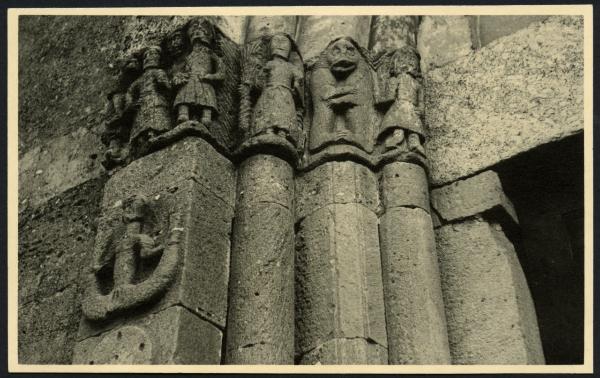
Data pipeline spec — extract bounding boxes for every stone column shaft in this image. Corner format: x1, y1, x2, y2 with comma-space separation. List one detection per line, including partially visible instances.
378, 162, 451, 364
225, 155, 295, 364
295, 161, 388, 364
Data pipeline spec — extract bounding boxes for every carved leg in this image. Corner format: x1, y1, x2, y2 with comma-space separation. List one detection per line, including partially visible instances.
201, 108, 212, 125
408, 132, 425, 155
177, 104, 189, 124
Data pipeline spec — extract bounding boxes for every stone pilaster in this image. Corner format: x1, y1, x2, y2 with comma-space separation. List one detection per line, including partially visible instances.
73, 137, 236, 364
432, 170, 545, 364
224, 17, 301, 364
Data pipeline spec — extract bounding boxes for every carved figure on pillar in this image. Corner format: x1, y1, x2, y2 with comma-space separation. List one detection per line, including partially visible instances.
81, 195, 183, 322
126, 46, 172, 158
101, 53, 142, 170
375, 46, 426, 163
308, 37, 377, 154
172, 18, 224, 127
239, 33, 304, 151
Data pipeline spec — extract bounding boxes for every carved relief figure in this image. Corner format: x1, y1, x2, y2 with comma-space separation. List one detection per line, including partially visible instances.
126, 46, 172, 157
240, 33, 304, 146
375, 46, 426, 156
82, 195, 183, 321
173, 18, 224, 126
308, 37, 377, 153
101, 53, 142, 169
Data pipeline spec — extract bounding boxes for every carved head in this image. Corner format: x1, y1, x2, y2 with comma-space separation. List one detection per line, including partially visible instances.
142, 46, 162, 70
270, 34, 291, 60
391, 46, 420, 77
166, 29, 187, 57
188, 18, 214, 45
326, 37, 360, 77
122, 53, 142, 74
123, 195, 148, 223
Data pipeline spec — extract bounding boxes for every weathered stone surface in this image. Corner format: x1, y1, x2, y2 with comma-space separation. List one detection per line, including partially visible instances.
296, 16, 371, 63
296, 161, 379, 221
299, 338, 387, 365
19, 128, 105, 207
379, 162, 429, 212
295, 203, 387, 359
431, 170, 518, 225
19, 286, 81, 364
369, 16, 418, 54
379, 207, 451, 364
245, 16, 297, 40
474, 16, 549, 48
226, 155, 295, 364
79, 143, 234, 338
425, 16, 583, 185
102, 137, 235, 208
73, 306, 222, 364
436, 218, 545, 364
417, 16, 473, 73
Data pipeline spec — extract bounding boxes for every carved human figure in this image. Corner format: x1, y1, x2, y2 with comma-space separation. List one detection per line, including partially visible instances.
308, 37, 377, 153
165, 28, 188, 87
249, 33, 304, 142
172, 18, 224, 126
126, 46, 172, 156
82, 195, 183, 321
102, 53, 141, 169
377, 46, 426, 156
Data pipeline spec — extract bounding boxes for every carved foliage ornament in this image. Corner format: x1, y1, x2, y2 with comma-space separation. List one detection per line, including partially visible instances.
82, 195, 183, 322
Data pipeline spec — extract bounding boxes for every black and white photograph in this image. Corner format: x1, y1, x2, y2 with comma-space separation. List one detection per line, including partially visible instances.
7, 5, 593, 374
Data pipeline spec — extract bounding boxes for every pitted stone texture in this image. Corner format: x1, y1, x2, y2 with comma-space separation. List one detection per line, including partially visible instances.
431, 170, 518, 225
236, 155, 294, 210
19, 127, 104, 207
103, 137, 236, 208
296, 203, 387, 361
369, 16, 418, 54
226, 155, 295, 364
417, 16, 473, 73
380, 162, 429, 212
425, 16, 583, 186
436, 218, 545, 364
296, 16, 371, 63
475, 16, 549, 48
300, 338, 388, 365
296, 161, 379, 221
379, 207, 451, 364
73, 306, 222, 364
245, 16, 298, 41
80, 141, 234, 338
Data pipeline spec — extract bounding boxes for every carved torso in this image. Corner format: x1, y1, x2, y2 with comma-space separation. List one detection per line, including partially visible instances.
128, 68, 171, 144
174, 45, 217, 110
380, 72, 424, 137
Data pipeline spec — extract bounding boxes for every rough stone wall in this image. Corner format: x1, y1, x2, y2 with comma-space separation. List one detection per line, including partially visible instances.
17, 14, 583, 365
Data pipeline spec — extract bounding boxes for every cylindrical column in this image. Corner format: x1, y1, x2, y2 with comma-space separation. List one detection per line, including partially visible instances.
225, 155, 295, 364
295, 162, 388, 364
379, 162, 451, 364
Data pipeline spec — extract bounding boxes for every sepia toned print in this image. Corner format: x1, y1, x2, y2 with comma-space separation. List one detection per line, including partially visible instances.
12, 9, 589, 373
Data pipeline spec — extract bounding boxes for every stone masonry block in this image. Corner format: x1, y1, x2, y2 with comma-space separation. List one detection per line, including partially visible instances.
296, 161, 379, 221
245, 16, 298, 41
431, 170, 518, 225
299, 338, 388, 365
425, 16, 583, 185
380, 162, 430, 212
417, 16, 473, 73
379, 207, 450, 364
73, 305, 222, 364
236, 154, 294, 210
436, 218, 545, 364
296, 16, 371, 63
295, 203, 387, 358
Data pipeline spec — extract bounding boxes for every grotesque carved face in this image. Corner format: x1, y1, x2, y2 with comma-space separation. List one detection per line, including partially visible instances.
188, 19, 212, 45
143, 47, 161, 69
270, 34, 291, 59
327, 38, 360, 76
